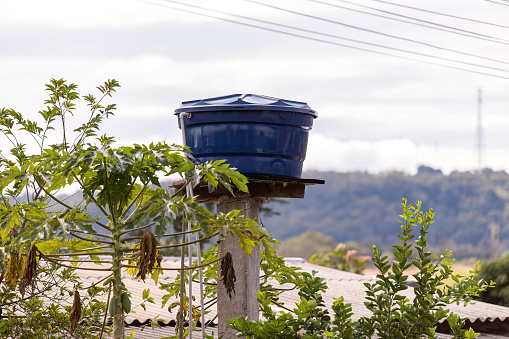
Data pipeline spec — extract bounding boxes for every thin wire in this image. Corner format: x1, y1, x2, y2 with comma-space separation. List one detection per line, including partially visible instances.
179, 219, 185, 339
165, 0, 509, 67
366, 0, 509, 29
178, 113, 187, 339
484, 0, 509, 6
179, 111, 203, 338
325, 0, 509, 43
145, 0, 509, 80
246, 0, 509, 45
304, 0, 509, 46
180, 113, 195, 339
187, 186, 193, 339
155, 0, 509, 73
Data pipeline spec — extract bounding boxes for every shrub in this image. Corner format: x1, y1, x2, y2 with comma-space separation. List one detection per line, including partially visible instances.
228, 199, 494, 339
476, 254, 509, 306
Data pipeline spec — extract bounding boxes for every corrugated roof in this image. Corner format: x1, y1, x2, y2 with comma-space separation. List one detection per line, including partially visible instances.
437, 333, 509, 339
71, 257, 509, 338
278, 260, 509, 325
124, 325, 217, 339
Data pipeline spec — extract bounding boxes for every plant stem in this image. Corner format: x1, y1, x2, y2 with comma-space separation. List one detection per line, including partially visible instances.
111, 227, 124, 339
99, 280, 112, 339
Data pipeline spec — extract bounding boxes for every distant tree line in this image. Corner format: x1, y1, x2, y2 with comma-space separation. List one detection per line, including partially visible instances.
265, 166, 509, 260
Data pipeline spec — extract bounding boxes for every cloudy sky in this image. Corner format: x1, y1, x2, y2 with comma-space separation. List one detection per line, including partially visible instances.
1, 0, 509, 174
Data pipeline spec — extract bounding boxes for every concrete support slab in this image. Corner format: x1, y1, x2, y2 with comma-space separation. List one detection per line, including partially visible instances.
217, 195, 261, 339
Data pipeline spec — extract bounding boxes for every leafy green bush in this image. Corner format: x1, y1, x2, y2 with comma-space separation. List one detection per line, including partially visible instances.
476, 254, 509, 306
228, 199, 494, 339
310, 243, 370, 274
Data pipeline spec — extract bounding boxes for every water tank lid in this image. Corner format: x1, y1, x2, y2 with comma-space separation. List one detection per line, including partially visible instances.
175, 94, 317, 117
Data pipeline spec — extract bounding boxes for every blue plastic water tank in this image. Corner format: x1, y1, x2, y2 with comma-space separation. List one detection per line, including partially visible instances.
175, 94, 317, 178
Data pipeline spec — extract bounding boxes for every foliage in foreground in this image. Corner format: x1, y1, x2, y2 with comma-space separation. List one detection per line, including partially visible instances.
0, 79, 277, 338
0, 79, 497, 339
228, 199, 494, 339
0, 261, 106, 338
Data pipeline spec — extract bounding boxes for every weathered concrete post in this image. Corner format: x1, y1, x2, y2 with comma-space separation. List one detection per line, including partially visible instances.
216, 194, 261, 338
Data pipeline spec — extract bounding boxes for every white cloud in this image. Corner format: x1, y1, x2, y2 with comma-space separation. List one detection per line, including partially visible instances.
303, 133, 507, 174
305, 134, 419, 173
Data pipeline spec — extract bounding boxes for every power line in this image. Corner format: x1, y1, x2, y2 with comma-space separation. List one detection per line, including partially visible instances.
144, 0, 509, 80
299, 0, 509, 65
476, 88, 485, 171
303, 0, 463, 37
150, 0, 509, 74
155, 0, 509, 70
366, 0, 509, 30
302, 0, 509, 45
484, 0, 509, 6
330, 0, 509, 43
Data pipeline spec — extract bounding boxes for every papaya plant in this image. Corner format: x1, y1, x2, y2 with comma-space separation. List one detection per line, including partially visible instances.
0, 79, 276, 338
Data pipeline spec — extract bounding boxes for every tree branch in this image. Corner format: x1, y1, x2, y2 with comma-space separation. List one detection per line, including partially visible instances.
70, 229, 113, 239
35, 178, 73, 210
161, 228, 200, 238
73, 245, 111, 252
36, 177, 111, 232
47, 258, 113, 264
119, 222, 156, 236
121, 226, 199, 242
121, 184, 148, 222
72, 172, 109, 218
44, 251, 113, 257
99, 279, 112, 339
102, 158, 118, 229
70, 230, 113, 244
38, 250, 113, 271
156, 232, 218, 250
122, 256, 222, 271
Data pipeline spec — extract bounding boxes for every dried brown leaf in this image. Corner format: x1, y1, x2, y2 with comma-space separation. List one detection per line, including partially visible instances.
19, 245, 37, 298
69, 290, 82, 335
220, 252, 236, 300
137, 232, 157, 281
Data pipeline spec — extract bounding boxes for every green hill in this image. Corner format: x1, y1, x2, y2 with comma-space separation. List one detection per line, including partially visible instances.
263, 166, 509, 259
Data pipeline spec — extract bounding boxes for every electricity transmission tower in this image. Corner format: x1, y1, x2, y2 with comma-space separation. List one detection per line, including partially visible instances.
489, 223, 500, 260
475, 88, 485, 172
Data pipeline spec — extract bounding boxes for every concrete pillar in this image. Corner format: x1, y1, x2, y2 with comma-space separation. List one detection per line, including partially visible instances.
217, 194, 261, 339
